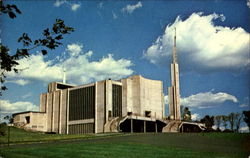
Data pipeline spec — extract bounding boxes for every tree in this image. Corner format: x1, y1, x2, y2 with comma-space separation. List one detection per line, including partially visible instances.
221, 115, 228, 130
235, 113, 243, 133
0, 2, 74, 95
183, 107, 191, 121
200, 115, 214, 130
214, 115, 222, 131
228, 113, 236, 131
4, 115, 13, 124
243, 111, 250, 130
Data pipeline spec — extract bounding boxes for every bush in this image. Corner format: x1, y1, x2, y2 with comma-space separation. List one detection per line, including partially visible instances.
0, 123, 7, 136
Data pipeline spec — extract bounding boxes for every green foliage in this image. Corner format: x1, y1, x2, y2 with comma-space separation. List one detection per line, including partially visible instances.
200, 115, 214, 130
228, 113, 235, 131
183, 107, 191, 121
243, 110, 250, 129
214, 115, 222, 130
0, 123, 7, 136
0, 1, 21, 19
221, 115, 228, 129
0, 3, 74, 96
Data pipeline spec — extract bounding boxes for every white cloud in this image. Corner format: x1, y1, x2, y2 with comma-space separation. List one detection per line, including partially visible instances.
191, 113, 200, 121
66, 43, 83, 56
6, 79, 30, 86
122, 2, 142, 14
165, 91, 237, 108
71, 3, 81, 11
7, 43, 134, 85
54, 0, 66, 7
144, 12, 250, 73
239, 103, 249, 108
112, 11, 118, 19
247, 0, 250, 8
181, 91, 238, 108
21, 93, 32, 99
239, 97, 249, 108
7, 53, 62, 82
54, 0, 81, 11
0, 100, 38, 114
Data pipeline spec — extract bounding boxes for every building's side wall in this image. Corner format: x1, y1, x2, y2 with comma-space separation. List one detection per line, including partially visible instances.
106, 80, 112, 120
68, 84, 95, 134
122, 75, 164, 119
96, 81, 105, 133
52, 90, 60, 133
121, 80, 128, 116
59, 89, 68, 134
46, 93, 53, 132
30, 113, 47, 132
122, 76, 141, 116
13, 112, 47, 132
140, 77, 164, 119
40, 94, 47, 112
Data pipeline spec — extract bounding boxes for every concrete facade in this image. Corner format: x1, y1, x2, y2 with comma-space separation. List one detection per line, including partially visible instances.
13, 75, 165, 134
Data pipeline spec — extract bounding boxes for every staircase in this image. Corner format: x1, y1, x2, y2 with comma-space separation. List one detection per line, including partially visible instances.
104, 116, 128, 132
162, 120, 181, 132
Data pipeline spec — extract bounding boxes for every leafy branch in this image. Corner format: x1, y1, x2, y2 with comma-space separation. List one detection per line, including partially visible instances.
0, 2, 74, 96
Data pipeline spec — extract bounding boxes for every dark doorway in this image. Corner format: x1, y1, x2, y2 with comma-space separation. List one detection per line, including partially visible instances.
25, 116, 30, 123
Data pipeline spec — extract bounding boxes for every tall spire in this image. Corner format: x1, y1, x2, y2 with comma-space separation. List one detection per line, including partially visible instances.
168, 27, 181, 120
173, 28, 177, 63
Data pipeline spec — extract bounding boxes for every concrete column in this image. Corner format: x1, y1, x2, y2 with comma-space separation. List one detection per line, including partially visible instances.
155, 122, 158, 133
144, 121, 146, 133
130, 119, 133, 133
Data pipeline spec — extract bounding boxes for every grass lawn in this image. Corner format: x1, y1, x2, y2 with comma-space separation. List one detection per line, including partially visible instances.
0, 127, 122, 144
0, 127, 249, 158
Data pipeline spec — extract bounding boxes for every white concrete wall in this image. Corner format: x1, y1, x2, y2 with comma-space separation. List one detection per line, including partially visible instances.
13, 112, 47, 132
96, 81, 105, 133
122, 75, 164, 119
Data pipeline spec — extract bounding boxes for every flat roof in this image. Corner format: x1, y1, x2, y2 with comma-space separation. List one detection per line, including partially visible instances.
12, 111, 45, 116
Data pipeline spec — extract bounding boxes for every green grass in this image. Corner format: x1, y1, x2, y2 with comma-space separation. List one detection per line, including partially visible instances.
0, 127, 121, 144
0, 128, 249, 158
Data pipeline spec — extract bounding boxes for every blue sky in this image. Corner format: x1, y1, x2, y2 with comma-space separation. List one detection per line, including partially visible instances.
1, 0, 249, 130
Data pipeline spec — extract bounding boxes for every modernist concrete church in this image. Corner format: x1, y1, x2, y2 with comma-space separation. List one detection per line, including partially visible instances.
13, 30, 205, 134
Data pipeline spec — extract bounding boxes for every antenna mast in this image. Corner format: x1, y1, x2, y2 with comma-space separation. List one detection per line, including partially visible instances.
173, 28, 177, 63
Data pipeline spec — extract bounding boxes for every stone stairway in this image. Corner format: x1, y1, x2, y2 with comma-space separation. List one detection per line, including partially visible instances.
104, 116, 128, 132
162, 120, 181, 132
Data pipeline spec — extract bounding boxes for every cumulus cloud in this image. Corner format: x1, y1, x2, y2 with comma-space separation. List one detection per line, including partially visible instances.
54, 0, 81, 11
144, 12, 250, 73
7, 43, 134, 85
122, 2, 142, 14
66, 43, 83, 56
181, 91, 238, 108
247, 0, 250, 8
0, 100, 38, 114
165, 91, 237, 108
